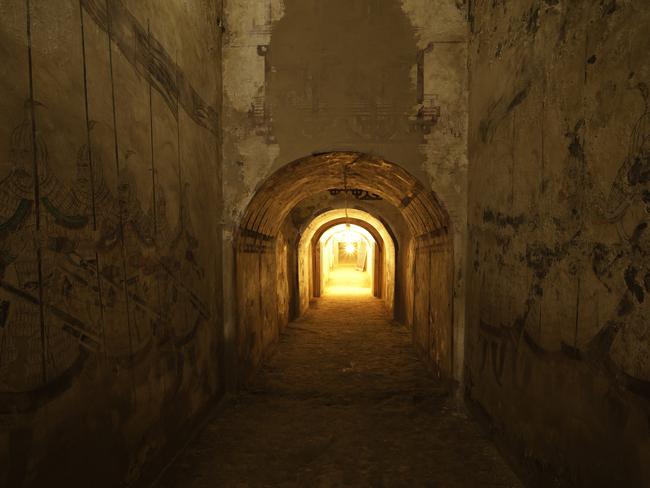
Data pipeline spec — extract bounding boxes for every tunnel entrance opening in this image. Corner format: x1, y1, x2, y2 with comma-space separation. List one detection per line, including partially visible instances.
234, 152, 457, 383
298, 210, 395, 314
318, 223, 375, 297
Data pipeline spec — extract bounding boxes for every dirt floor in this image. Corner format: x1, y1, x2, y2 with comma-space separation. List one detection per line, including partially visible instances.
155, 296, 522, 488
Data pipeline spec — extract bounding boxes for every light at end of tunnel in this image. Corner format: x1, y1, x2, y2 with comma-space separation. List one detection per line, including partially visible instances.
344, 243, 356, 254
341, 228, 361, 244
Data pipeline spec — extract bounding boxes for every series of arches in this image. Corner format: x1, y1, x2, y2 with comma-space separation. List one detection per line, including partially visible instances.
298, 209, 396, 312
233, 152, 456, 382
238, 152, 448, 244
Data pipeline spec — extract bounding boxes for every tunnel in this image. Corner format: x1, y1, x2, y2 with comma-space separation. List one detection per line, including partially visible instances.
233, 152, 456, 383
302, 212, 394, 303
1, 1, 648, 486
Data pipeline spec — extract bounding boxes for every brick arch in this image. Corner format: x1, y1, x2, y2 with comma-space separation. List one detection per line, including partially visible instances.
237, 152, 450, 251
294, 208, 399, 319
234, 151, 456, 382
311, 217, 386, 299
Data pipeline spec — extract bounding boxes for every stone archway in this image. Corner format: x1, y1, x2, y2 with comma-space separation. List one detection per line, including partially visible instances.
311, 217, 386, 300
234, 152, 455, 381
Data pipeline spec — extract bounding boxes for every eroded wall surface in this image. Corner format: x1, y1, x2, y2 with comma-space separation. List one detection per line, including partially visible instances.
467, 1, 650, 485
0, 0, 222, 485
224, 0, 469, 382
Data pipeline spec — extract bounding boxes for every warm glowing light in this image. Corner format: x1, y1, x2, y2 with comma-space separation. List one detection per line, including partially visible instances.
324, 267, 372, 296
344, 243, 356, 254
341, 226, 361, 244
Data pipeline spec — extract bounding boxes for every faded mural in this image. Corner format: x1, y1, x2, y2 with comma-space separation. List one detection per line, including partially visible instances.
0, 0, 221, 486
467, 0, 649, 486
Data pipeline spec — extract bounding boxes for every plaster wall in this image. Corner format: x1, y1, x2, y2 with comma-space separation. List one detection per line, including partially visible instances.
467, 1, 650, 485
0, 1, 223, 486
223, 0, 469, 382
235, 244, 286, 381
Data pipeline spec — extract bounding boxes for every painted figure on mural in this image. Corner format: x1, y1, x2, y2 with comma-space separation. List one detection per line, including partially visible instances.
0, 116, 47, 392
597, 82, 650, 380
0, 105, 210, 404
0, 109, 88, 392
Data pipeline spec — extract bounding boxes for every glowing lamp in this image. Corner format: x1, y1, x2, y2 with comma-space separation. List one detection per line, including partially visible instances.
341, 225, 360, 244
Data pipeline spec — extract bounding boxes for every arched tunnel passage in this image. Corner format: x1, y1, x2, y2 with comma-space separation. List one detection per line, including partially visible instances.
315, 223, 377, 297
297, 208, 397, 315
234, 152, 456, 383
312, 221, 383, 300
238, 152, 448, 240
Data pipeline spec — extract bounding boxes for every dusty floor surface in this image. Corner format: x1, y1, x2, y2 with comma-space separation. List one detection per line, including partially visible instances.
156, 296, 522, 488
323, 265, 372, 296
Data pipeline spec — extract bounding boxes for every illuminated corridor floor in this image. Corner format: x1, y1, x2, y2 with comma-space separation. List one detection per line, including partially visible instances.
156, 296, 522, 488
324, 265, 372, 296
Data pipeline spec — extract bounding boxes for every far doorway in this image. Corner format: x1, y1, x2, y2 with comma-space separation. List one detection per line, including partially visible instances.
318, 223, 375, 296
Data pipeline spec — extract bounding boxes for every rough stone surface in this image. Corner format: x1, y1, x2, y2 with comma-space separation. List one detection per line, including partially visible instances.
467, 0, 650, 486
0, 1, 222, 486
156, 295, 522, 488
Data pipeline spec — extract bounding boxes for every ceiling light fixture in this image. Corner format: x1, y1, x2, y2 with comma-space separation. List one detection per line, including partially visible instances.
341, 228, 360, 244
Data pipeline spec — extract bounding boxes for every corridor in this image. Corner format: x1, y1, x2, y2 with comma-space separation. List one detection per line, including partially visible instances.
1, 1, 647, 485
324, 266, 372, 296
156, 296, 521, 488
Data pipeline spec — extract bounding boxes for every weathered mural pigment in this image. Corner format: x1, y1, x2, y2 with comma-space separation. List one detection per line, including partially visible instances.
0, 0, 222, 485
467, 1, 650, 486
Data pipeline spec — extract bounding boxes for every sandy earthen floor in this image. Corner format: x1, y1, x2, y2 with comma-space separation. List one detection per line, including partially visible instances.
156, 296, 522, 488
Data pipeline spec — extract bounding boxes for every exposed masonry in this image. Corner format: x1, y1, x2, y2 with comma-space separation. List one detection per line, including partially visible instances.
238, 152, 450, 251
